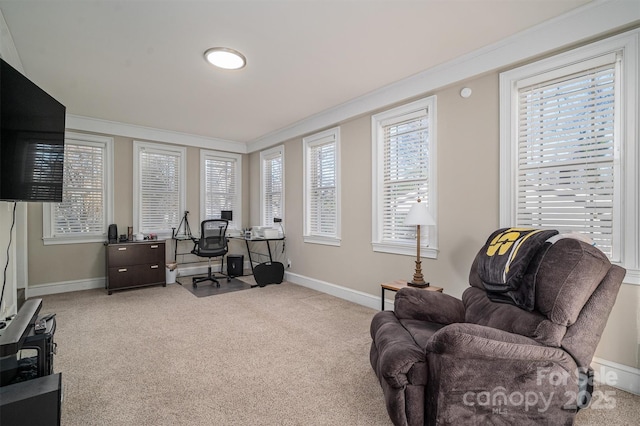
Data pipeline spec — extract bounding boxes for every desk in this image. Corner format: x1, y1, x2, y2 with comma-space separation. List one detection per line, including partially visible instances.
230, 235, 285, 275
380, 280, 443, 311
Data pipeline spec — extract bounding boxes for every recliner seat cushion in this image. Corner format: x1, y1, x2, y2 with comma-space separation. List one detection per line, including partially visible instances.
463, 287, 567, 346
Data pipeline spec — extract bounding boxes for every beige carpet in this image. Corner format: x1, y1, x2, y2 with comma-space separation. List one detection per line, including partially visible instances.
38, 282, 638, 425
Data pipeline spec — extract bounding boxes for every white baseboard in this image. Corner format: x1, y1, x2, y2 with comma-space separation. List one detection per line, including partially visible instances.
26, 260, 250, 297
284, 271, 381, 311
176, 260, 251, 278
26, 270, 640, 396
284, 271, 640, 396
28, 277, 105, 298
591, 357, 640, 396
176, 264, 211, 277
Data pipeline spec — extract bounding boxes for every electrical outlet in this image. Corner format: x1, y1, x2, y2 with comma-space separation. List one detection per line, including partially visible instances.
0, 305, 6, 319
287, 259, 291, 268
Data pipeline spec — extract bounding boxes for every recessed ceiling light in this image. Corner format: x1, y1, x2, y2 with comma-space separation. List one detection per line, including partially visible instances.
204, 47, 246, 70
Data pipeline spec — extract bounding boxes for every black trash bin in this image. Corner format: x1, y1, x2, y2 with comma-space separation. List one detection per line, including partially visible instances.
227, 255, 244, 277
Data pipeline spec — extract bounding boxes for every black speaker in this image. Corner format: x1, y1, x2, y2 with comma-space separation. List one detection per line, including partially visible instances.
227, 255, 243, 277
253, 262, 284, 287
108, 224, 117, 243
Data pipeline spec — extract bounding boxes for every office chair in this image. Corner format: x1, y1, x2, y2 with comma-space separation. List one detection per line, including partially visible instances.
191, 219, 231, 288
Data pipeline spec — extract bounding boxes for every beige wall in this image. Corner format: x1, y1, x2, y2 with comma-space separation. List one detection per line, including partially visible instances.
249, 72, 639, 370
27, 135, 250, 286
24, 66, 639, 373
597, 284, 640, 368
250, 73, 500, 299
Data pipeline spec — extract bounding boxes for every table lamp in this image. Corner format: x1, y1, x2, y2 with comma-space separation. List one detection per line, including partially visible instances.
404, 198, 435, 287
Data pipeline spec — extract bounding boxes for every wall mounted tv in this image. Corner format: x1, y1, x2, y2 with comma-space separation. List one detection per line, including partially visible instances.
1, 58, 65, 202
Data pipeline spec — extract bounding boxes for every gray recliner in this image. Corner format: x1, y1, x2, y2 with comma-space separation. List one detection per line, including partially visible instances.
370, 234, 625, 425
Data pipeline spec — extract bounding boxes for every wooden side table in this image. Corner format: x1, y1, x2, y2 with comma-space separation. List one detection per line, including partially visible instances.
381, 280, 443, 310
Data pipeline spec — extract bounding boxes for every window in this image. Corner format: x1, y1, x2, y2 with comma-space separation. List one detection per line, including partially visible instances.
43, 132, 113, 245
200, 150, 242, 231
303, 127, 340, 245
133, 141, 186, 237
500, 29, 639, 283
260, 145, 284, 227
371, 96, 438, 257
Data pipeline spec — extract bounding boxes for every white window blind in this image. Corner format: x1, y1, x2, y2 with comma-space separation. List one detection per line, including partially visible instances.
516, 56, 619, 258
54, 142, 106, 236
372, 96, 437, 257
135, 144, 184, 236
309, 140, 337, 235
261, 147, 284, 227
202, 151, 241, 230
381, 110, 431, 244
43, 132, 113, 245
304, 128, 340, 244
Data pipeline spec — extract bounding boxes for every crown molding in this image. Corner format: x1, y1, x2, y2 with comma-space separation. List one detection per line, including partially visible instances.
246, 0, 640, 153
66, 114, 247, 154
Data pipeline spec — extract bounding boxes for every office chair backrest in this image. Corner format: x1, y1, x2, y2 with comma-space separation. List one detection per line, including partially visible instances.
199, 219, 228, 254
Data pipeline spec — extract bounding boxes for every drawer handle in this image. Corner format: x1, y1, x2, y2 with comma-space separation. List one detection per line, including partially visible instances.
118, 268, 128, 272
150, 245, 159, 249
150, 265, 159, 269
118, 247, 127, 251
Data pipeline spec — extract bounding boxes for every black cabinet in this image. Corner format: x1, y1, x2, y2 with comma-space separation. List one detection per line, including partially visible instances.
106, 241, 166, 294
0, 373, 62, 426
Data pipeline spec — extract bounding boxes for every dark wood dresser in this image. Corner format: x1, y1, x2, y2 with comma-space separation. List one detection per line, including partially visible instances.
105, 241, 166, 294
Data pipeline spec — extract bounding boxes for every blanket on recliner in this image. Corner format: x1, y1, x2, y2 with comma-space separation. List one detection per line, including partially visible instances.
477, 227, 558, 311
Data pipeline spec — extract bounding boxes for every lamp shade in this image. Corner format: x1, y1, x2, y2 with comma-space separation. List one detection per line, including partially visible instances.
404, 201, 435, 226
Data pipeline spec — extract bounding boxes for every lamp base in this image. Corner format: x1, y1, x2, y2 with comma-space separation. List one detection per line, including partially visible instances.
408, 281, 430, 288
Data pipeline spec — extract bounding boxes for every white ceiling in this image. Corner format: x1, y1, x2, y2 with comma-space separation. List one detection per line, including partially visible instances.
1, 0, 593, 146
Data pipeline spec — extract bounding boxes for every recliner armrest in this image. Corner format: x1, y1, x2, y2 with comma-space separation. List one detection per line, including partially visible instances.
394, 288, 465, 324
426, 323, 571, 363
424, 323, 580, 425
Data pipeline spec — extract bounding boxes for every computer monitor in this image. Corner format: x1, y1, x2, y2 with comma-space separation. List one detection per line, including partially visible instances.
221, 210, 233, 221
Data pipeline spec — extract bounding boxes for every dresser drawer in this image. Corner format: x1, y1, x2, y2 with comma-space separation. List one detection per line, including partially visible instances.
105, 240, 166, 294
107, 263, 164, 290
107, 242, 165, 267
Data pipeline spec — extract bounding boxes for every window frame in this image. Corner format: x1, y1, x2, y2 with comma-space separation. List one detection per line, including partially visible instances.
499, 29, 639, 284
199, 150, 242, 232
303, 127, 341, 246
371, 96, 438, 257
42, 132, 114, 245
260, 145, 285, 227
133, 141, 186, 238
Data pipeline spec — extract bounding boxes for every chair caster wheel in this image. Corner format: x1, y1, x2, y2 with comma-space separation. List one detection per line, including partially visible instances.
227, 277, 231, 282
193, 283, 197, 288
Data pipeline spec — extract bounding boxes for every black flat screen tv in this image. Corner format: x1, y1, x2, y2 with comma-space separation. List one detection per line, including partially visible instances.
1, 58, 65, 202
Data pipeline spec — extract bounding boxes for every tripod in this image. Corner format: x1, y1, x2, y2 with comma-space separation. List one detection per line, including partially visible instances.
173, 210, 193, 239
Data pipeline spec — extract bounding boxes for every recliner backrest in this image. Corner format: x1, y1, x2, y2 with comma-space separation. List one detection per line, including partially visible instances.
465, 238, 617, 348
533, 239, 610, 325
